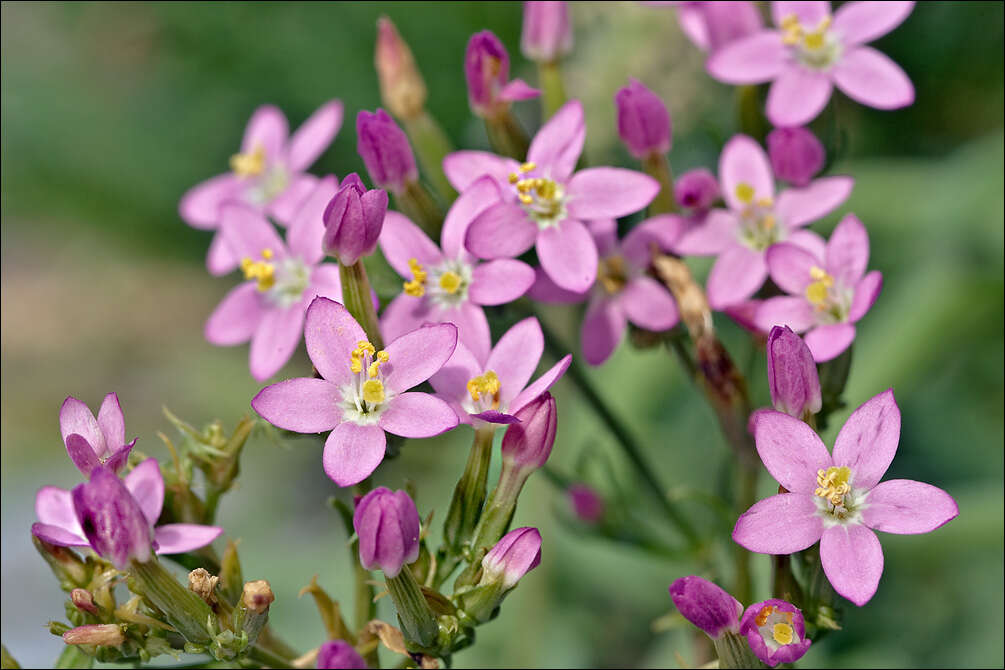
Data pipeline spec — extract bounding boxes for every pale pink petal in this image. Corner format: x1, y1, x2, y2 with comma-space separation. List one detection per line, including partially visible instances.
439, 302, 492, 365
755, 296, 817, 332
487, 317, 544, 406
766, 242, 819, 294
706, 245, 768, 310
820, 524, 883, 606
832, 46, 915, 110
306, 263, 344, 303
97, 393, 126, 452
207, 231, 240, 276
60, 397, 105, 458
581, 298, 625, 366
832, 1, 914, 48
804, 322, 856, 361
379, 293, 431, 347
771, 1, 832, 27
65, 434, 100, 476
720, 135, 775, 211
382, 323, 458, 394
588, 218, 619, 257
566, 168, 660, 220
242, 105, 289, 163
672, 210, 739, 256
787, 228, 827, 259
441, 176, 500, 259
179, 174, 242, 230
31, 523, 88, 547
832, 388, 900, 489
527, 267, 589, 303
287, 175, 339, 264
862, 479, 958, 534
509, 355, 572, 414
323, 423, 386, 487
528, 100, 585, 182
154, 524, 223, 554
304, 297, 368, 387
429, 341, 483, 400
220, 203, 286, 262
125, 459, 164, 527
36, 486, 84, 537
251, 378, 343, 433
621, 277, 679, 331
537, 219, 599, 293
753, 410, 833, 493
379, 393, 459, 437
469, 259, 536, 305
849, 270, 882, 322
443, 151, 520, 192
732, 493, 824, 553
825, 213, 869, 284
465, 202, 539, 260
706, 31, 788, 84
499, 79, 541, 102
677, 2, 709, 49
267, 174, 320, 226
286, 100, 343, 172
775, 176, 854, 228
621, 214, 687, 267
205, 283, 265, 346
378, 211, 443, 278
249, 305, 305, 381
766, 66, 834, 127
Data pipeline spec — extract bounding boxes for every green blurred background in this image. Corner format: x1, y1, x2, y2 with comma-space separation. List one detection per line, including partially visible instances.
2, 2, 1002, 667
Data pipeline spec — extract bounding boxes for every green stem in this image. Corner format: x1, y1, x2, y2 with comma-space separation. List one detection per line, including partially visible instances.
641, 152, 677, 214
736, 84, 767, 141
394, 180, 445, 239
403, 111, 457, 204
484, 110, 530, 160
245, 643, 294, 669
537, 61, 566, 119
713, 630, 766, 669
339, 262, 383, 349
128, 559, 215, 645
385, 569, 439, 649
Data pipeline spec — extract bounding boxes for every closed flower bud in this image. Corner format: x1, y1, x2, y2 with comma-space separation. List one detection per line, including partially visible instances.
353, 488, 420, 578
521, 1, 573, 63
568, 484, 604, 523
480, 527, 542, 590
62, 623, 125, 647
766, 326, 821, 419
500, 392, 558, 471
767, 127, 825, 187
674, 168, 719, 212
356, 109, 418, 194
375, 16, 427, 120
466, 31, 511, 117
615, 79, 672, 158
322, 173, 388, 266
71, 588, 99, 614
71, 465, 152, 569
669, 576, 742, 639
317, 639, 367, 669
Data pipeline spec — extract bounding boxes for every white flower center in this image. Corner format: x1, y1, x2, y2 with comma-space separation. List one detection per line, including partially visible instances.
462, 370, 504, 416
402, 257, 474, 308
804, 266, 852, 325
752, 604, 802, 652
781, 13, 843, 71
814, 466, 867, 527
734, 182, 785, 251
339, 341, 393, 425
509, 162, 567, 229
240, 249, 310, 309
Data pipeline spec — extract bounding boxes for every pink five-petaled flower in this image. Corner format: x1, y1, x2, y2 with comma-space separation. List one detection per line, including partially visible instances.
673, 134, 853, 310
252, 297, 459, 487
708, 1, 916, 126
740, 599, 812, 667
429, 316, 571, 427
379, 176, 536, 363
756, 213, 882, 361
59, 393, 135, 476
179, 101, 344, 275
734, 389, 959, 606
205, 178, 344, 381
443, 100, 660, 293
31, 459, 223, 568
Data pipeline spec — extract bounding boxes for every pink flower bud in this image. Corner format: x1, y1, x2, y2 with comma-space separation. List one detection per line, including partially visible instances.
322, 173, 388, 266
317, 640, 367, 669
481, 527, 542, 590
466, 31, 511, 116
375, 16, 427, 119
500, 392, 557, 471
353, 487, 420, 578
767, 127, 825, 187
521, 1, 573, 63
71, 465, 152, 569
71, 588, 99, 614
356, 109, 418, 193
674, 168, 719, 212
669, 576, 742, 639
568, 484, 604, 523
615, 78, 672, 159
766, 326, 821, 419
62, 624, 125, 647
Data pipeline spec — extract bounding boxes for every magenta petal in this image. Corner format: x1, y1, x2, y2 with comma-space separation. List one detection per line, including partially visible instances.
429, 341, 482, 400
379, 393, 458, 438
862, 479, 958, 534
323, 422, 386, 487
97, 393, 126, 452
804, 322, 856, 362
537, 219, 598, 292
766, 66, 834, 127
441, 176, 500, 259
509, 355, 571, 415
32, 522, 88, 547
469, 259, 536, 305
499, 78, 541, 102
527, 100, 585, 182
268, 173, 320, 226
242, 105, 289, 161
383, 323, 458, 393
621, 215, 687, 267
487, 317, 544, 407
287, 175, 339, 264
566, 168, 660, 220
220, 202, 286, 262
706, 245, 768, 310
470, 410, 520, 424
833, 388, 900, 490
787, 228, 827, 260
205, 283, 265, 346
378, 211, 443, 278
286, 100, 343, 172
249, 305, 305, 381
707, 31, 787, 84
65, 434, 101, 476
527, 266, 588, 304
60, 397, 105, 459
732, 493, 824, 553
771, 1, 831, 27
832, 46, 914, 110
849, 270, 882, 322
251, 378, 343, 433
442, 302, 492, 365
465, 202, 539, 260
179, 174, 242, 230
380, 293, 431, 348
720, 135, 775, 211
672, 210, 738, 256
154, 524, 223, 554
304, 297, 368, 387
820, 524, 883, 606
104, 442, 134, 474
832, 1, 915, 47
124, 459, 164, 527
621, 277, 679, 331
676, 3, 709, 49
756, 296, 816, 332
825, 213, 869, 284
36, 486, 84, 537
766, 242, 820, 295
207, 231, 239, 276
443, 151, 520, 192
581, 298, 625, 366
754, 410, 833, 493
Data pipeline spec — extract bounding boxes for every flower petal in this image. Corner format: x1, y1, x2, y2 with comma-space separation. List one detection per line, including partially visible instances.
832, 1, 914, 47
220, 202, 286, 262
36, 486, 84, 537
825, 213, 869, 285
124, 459, 164, 527
378, 211, 443, 278
469, 259, 536, 305
60, 397, 105, 459
487, 317, 544, 407
154, 524, 224, 554
861, 479, 958, 534
787, 228, 827, 259
849, 270, 882, 322
440, 302, 492, 366
380, 393, 459, 438
441, 176, 500, 259
766, 242, 820, 295
753, 410, 833, 492
379, 293, 431, 348
621, 277, 679, 331
706, 245, 768, 310
382, 323, 458, 394
621, 214, 687, 266
720, 135, 774, 211
65, 434, 101, 476
207, 231, 240, 276
509, 355, 572, 414
307, 263, 345, 304
499, 78, 541, 102
32, 522, 88, 547
97, 393, 126, 452
286, 100, 343, 172
443, 151, 520, 192
672, 210, 738, 256
323, 422, 386, 487
566, 168, 660, 220
755, 296, 817, 332
820, 524, 883, 606
242, 105, 289, 163
732, 493, 824, 553
776, 176, 854, 229
465, 202, 539, 260
832, 46, 915, 110
179, 174, 242, 230
766, 66, 834, 127
804, 322, 856, 361
707, 31, 788, 84
429, 341, 482, 400
287, 175, 339, 265
833, 388, 900, 489
527, 266, 588, 303
205, 283, 265, 346
537, 219, 599, 293
304, 296, 368, 387
771, 1, 832, 27
267, 173, 320, 226
528, 100, 585, 182
251, 378, 343, 433
249, 305, 305, 381
581, 298, 625, 366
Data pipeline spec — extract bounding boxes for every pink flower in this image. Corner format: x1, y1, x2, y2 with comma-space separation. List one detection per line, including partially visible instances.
252, 297, 459, 487
756, 214, 882, 361
465, 31, 539, 118
443, 100, 660, 293
734, 390, 958, 606
708, 1, 916, 126
378, 176, 536, 363
180, 101, 344, 275
673, 134, 853, 309
59, 394, 135, 476
429, 317, 571, 427
739, 598, 812, 667
674, 2, 764, 55
205, 178, 344, 381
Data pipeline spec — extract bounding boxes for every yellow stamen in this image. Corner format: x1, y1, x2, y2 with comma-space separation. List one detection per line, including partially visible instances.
735, 182, 755, 205
508, 172, 520, 184
805, 266, 834, 306
815, 466, 852, 506
597, 255, 627, 295
362, 379, 386, 405
772, 623, 795, 645
804, 31, 825, 50
367, 350, 390, 378
350, 341, 376, 374
756, 197, 774, 208
780, 13, 800, 31
229, 145, 266, 178
403, 258, 427, 297
755, 605, 775, 627
761, 214, 777, 231
240, 249, 276, 291
466, 370, 501, 405
520, 161, 536, 173
439, 271, 462, 294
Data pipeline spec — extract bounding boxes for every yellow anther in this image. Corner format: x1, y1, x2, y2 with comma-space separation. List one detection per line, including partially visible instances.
816, 15, 832, 32
367, 350, 389, 378
519, 161, 536, 173
403, 258, 427, 297
815, 466, 852, 506
755, 605, 775, 627
362, 379, 386, 405
756, 197, 774, 208
350, 341, 377, 374
598, 255, 627, 295
806, 266, 834, 306
761, 214, 777, 231
508, 172, 520, 184
240, 251, 276, 292
781, 13, 800, 30
466, 370, 501, 404
518, 193, 534, 205
439, 271, 463, 294
804, 31, 826, 50
735, 182, 755, 204
809, 266, 833, 285
261, 248, 274, 259
772, 623, 795, 646
229, 145, 266, 178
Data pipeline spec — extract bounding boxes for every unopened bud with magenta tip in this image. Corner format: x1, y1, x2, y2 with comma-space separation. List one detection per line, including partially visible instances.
674, 168, 719, 213
322, 172, 388, 266
669, 575, 742, 640
521, 1, 573, 63
480, 526, 541, 590
568, 484, 604, 523
766, 325, 821, 420
615, 79, 672, 159
317, 639, 367, 669
465, 31, 539, 120
500, 392, 558, 471
71, 465, 152, 569
356, 110, 418, 195
767, 126, 825, 187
